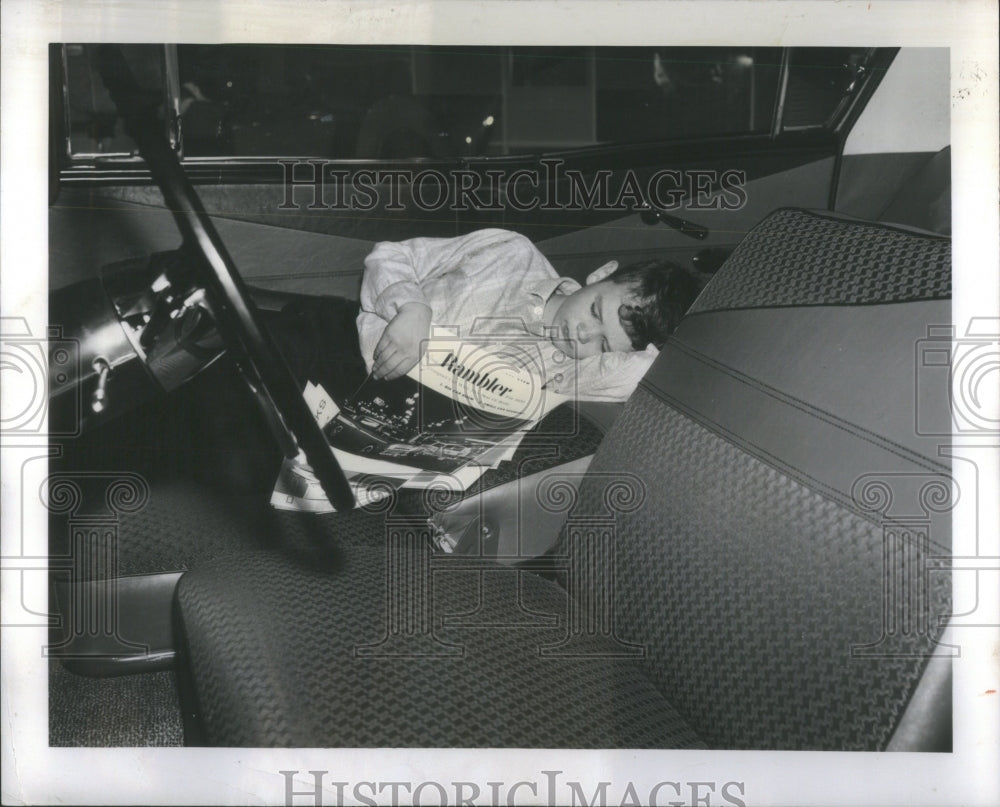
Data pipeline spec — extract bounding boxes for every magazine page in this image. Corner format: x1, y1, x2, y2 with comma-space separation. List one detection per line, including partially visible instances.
413, 335, 567, 422
270, 455, 407, 512
326, 338, 566, 475
274, 374, 534, 511
327, 371, 534, 475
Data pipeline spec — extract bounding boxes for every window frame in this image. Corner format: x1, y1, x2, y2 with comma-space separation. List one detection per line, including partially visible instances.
53, 45, 897, 187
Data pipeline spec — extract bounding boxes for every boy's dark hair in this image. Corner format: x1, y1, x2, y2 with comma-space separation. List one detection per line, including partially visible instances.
606, 259, 701, 349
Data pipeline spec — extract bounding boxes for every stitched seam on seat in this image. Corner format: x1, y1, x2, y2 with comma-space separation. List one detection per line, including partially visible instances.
640, 383, 881, 526
639, 350, 951, 551
637, 385, 952, 555
649, 336, 948, 476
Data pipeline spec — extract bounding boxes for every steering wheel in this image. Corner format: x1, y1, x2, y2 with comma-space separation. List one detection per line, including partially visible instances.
97, 46, 355, 511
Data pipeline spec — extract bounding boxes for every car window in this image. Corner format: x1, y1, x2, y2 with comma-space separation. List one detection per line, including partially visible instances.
59, 44, 876, 164
60, 44, 174, 158
173, 45, 786, 158
781, 47, 873, 129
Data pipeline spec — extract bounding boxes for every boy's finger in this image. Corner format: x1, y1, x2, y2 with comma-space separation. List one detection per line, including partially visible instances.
374, 331, 395, 360
381, 345, 412, 377
386, 349, 420, 380
381, 357, 408, 380
372, 345, 397, 378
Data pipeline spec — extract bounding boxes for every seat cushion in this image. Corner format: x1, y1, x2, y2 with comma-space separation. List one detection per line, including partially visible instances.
549, 208, 953, 750
688, 207, 950, 313
567, 391, 951, 750
174, 536, 705, 748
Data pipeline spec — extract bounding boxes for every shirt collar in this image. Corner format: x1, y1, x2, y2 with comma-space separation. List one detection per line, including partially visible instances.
527, 276, 580, 308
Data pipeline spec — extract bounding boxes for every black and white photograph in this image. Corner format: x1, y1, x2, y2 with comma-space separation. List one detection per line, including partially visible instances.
2, 2, 998, 806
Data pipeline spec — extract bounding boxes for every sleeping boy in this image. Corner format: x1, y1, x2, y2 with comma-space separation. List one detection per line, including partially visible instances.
267, 228, 701, 404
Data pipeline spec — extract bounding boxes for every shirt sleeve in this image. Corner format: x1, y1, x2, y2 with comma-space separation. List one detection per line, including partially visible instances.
360, 229, 528, 321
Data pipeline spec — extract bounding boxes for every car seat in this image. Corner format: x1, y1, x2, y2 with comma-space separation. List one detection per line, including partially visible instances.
173, 207, 953, 750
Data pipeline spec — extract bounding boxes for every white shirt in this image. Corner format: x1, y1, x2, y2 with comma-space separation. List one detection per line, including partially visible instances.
357, 228, 657, 402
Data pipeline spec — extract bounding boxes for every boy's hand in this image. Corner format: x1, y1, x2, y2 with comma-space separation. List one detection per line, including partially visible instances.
372, 302, 432, 379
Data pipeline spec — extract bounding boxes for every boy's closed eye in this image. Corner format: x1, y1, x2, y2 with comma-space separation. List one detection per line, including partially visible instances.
546, 281, 638, 358
590, 296, 602, 322
590, 296, 613, 353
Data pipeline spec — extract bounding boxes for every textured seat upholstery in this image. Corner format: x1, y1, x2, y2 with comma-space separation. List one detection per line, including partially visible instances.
176, 545, 705, 748
175, 208, 952, 749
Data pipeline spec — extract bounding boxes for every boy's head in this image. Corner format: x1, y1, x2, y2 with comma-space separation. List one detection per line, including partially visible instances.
545, 258, 701, 358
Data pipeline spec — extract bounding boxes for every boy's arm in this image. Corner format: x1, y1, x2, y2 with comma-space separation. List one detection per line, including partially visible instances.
359, 228, 528, 321
360, 228, 535, 379
371, 301, 432, 380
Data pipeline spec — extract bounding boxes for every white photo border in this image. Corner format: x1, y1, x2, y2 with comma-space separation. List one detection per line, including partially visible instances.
2, 1, 998, 805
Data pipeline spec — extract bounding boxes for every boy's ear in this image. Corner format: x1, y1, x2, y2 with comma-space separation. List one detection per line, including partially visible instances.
585, 260, 618, 285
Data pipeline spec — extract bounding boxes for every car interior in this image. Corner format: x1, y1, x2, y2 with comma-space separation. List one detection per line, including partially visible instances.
45, 44, 954, 750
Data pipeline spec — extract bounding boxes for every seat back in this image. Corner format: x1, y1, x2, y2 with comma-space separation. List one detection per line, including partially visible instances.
566, 208, 952, 750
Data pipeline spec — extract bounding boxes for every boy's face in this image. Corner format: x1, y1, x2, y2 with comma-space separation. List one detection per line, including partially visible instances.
545, 278, 639, 358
